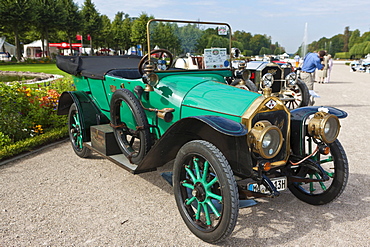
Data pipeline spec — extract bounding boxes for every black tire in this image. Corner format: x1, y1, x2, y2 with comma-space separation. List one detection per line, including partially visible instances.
68, 103, 91, 158
231, 79, 258, 92
173, 140, 239, 243
110, 89, 151, 164
284, 79, 310, 109
288, 139, 348, 205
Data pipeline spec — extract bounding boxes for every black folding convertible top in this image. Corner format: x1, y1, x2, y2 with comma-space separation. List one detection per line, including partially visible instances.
56, 55, 142, 79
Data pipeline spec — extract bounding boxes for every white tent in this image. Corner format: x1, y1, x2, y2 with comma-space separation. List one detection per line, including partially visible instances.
23, 40, 58, 58
0, 37, 16, 60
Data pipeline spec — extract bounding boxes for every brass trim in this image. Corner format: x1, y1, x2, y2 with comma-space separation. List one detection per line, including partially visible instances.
146, 19, 233, 67
242, 96, 291, 161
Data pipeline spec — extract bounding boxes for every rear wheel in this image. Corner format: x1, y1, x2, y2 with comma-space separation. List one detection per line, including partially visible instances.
173, 140, 239, 243
68, 103, 91, 158
288, 139, 348, 205
110, 89, 151, 164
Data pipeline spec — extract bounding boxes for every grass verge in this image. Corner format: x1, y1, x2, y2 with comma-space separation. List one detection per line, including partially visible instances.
0, 63, 69, 76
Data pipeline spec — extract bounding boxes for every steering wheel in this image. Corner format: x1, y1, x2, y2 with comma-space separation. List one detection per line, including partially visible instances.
138, 49, 174, 75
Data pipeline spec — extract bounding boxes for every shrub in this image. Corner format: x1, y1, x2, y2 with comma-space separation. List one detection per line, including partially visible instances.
0, 126, 68, 160
0, 76, 74, 146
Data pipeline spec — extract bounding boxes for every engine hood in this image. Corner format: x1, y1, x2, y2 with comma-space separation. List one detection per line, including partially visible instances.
181, 79, 261, 119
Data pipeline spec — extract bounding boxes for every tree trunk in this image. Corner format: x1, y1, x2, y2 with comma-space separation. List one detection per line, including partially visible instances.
14, 27, 21, 62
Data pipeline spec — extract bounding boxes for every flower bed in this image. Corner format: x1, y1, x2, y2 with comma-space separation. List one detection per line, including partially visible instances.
0, 76, 75, 160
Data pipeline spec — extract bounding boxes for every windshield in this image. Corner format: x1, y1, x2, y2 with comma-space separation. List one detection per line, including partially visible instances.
146, 19, 232, 70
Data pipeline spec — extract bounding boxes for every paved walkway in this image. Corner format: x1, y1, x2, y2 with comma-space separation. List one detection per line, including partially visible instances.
1, 64, 369, 246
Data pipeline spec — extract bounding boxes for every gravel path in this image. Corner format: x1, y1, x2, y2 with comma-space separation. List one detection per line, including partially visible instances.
1, 63, 369, 246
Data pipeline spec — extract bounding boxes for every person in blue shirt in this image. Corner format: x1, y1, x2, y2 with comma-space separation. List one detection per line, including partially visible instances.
301, 50, 326, 105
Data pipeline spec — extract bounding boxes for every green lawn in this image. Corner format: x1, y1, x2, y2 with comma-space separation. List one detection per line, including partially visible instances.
0, 63, 68, 76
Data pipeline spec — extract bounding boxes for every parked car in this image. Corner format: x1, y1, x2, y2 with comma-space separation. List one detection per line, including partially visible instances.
235, 60, 310, 109
56, 19, 348, 243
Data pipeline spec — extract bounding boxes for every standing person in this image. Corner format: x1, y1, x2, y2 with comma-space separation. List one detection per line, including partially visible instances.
300, 50, 326, 105
324, 54, 333, 83
317, 54, 329, 83
294, 54, 300, 67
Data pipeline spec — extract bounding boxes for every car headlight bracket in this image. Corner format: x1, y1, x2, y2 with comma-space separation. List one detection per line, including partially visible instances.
307, 112, 340, 143
247, 120, 283, 159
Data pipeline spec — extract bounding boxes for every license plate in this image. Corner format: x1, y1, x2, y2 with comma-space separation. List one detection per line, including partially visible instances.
248, 177, 287, 194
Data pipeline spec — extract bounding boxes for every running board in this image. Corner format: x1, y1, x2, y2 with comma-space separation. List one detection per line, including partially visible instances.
84, 124, 156, 174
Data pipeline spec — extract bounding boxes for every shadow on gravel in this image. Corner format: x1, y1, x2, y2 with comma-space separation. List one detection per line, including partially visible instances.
318, 81, 354, 84
326, 104, 370, 108
136, 167, 369, 246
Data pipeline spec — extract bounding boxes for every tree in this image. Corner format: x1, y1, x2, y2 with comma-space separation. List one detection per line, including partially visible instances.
349, 29, 361, 50
259, 47, 271, 55
249, 34, 271, 55
233, 30, 252, 51
96, 15, 112, 51
0, 0, 34, 61
151, 22, 181, 54
343, 26, 350, 52
177, 24, 203, 54
60, 0, 82, 56
33, 0, 66, 57
131, 12, 154, 54
80, 0, 103, 55
329, 34, 345, 55
111, 12, 133, 54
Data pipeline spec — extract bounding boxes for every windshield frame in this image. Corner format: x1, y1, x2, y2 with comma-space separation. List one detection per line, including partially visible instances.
145, 19, 233, 72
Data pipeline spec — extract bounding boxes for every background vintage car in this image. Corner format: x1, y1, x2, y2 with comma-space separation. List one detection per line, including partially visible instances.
56, 19, 348, 243
236, 60, 310, 109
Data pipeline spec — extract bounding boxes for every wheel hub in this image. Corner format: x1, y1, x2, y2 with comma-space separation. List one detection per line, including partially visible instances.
192, 182, 206, 202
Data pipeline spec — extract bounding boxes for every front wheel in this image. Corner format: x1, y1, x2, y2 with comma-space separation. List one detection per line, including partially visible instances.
288, 139, 349, 205
283, 79, 310, 109
231, 79, 258, 92
173, 140, 239, 243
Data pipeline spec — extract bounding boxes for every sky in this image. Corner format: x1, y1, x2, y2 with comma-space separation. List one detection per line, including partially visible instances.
74, 0, 370, 53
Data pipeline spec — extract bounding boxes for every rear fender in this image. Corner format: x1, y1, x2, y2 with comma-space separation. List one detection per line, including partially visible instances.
136, 116, 254, 177
290, 106, 347, 155
57, 91, 110, 141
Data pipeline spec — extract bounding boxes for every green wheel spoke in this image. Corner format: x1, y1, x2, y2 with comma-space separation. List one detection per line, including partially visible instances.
325, 170, 334, 178
309, 174, 316, 193
202, 161, 210, 181
185, 166, 197, 182
207, 191, 222, 202
185, 196, 197, 206
202, 203, 211, 226
193, 157, 201, 179
77, 135, 83, 148
206, 199, 221, 218
314, 173, 327, 190
181, 182, 194, 190
320, 156, 333, 164
205, 177, 218, 189
73, 115, 79, 125
195, 203, 202, 220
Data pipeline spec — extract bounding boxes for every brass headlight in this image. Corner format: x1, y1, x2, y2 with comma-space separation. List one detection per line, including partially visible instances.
142, 72, 159, 87
241, 70, 251, 81
247, 120, 283, 159
261, 73, 274, 88
308, 112, 340, 143
285, 73, 297, 86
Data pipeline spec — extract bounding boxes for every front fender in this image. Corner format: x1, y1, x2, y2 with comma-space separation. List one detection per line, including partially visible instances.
290, 106, 347, 155
57, 91, 109, 141
135, 116, 253, 177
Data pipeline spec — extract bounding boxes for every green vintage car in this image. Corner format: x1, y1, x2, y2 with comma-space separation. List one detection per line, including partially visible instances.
56, 19, 348, 243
